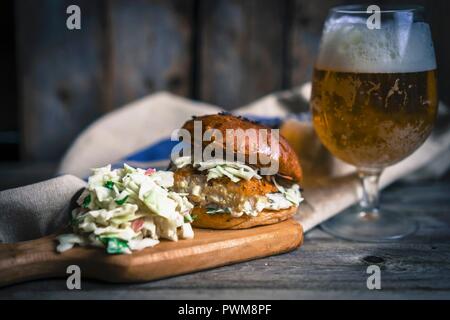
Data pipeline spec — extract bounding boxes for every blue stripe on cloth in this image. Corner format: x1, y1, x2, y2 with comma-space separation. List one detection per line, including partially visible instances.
242, 115, 283, 128
125, 138, 178, 162
110, 138, 177, 172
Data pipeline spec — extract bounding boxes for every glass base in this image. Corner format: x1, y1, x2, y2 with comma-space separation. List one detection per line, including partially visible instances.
320, 206, 418, 242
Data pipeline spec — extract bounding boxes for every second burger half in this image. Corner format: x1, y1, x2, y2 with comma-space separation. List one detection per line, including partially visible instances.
170, 113, 304, 229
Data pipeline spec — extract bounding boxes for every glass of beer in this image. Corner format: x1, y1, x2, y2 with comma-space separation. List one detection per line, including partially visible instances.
311, 5, 438, 241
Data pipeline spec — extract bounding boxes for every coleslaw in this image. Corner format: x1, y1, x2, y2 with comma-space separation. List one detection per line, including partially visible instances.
57, 164, 195, 254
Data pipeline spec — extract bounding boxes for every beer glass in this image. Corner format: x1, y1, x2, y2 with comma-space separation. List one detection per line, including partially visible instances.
311, 5, 438, 241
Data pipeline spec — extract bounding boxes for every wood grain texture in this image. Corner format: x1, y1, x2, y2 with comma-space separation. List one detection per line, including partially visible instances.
15, 0, 195, 161
199, 0, 286, 109
15, 0, 106, 161
110, 0, 194, 108
289, 0, 361, 88
0, 219, 303, 287
1, 180, 448, 299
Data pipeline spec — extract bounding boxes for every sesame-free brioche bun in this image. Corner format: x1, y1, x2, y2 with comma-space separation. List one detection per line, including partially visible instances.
181, 113, 302, 183
191, 206, 298, 230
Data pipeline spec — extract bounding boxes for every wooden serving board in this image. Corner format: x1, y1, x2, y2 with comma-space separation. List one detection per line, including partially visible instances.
0, 219, 302, 287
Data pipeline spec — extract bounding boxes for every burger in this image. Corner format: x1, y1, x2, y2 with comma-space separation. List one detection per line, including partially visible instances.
171, 113, 303, 229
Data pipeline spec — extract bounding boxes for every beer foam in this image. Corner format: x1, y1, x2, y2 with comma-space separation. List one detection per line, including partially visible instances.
316, 17, 436, 73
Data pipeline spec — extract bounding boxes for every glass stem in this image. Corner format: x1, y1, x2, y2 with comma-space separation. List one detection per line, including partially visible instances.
357, 168, 382, 220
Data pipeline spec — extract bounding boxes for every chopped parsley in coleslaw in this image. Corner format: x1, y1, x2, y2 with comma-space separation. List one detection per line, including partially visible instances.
57, 164, 195, 254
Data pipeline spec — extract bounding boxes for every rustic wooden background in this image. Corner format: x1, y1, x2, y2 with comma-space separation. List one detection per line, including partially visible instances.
0, 0, 449, 188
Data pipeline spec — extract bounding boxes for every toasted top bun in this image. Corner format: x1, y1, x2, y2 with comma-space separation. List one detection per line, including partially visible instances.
191, 206, 298, 229
181, 113, 302, 182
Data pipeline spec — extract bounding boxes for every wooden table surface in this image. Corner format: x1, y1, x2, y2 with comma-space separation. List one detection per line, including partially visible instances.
1, 178, 450, 300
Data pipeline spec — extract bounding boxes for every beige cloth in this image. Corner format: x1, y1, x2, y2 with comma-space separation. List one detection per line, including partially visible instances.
1, 86, 449, 242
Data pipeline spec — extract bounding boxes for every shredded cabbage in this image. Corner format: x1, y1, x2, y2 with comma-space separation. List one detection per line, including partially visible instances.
174, 156, 261, 182
237, 182, 303, 217
271, 177, 303, 206
57, 164, 195, 254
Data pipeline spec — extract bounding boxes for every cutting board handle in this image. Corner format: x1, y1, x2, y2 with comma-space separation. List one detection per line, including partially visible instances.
0, 220, 303, 287
0, 235, 71, 287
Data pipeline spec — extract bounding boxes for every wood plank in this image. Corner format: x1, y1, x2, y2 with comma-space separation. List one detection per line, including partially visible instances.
0, 220, 302, 287
289, 0, 359, 87
110, 0, 194, 108
199, 0, 286, 109
15, 0, 106, 161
